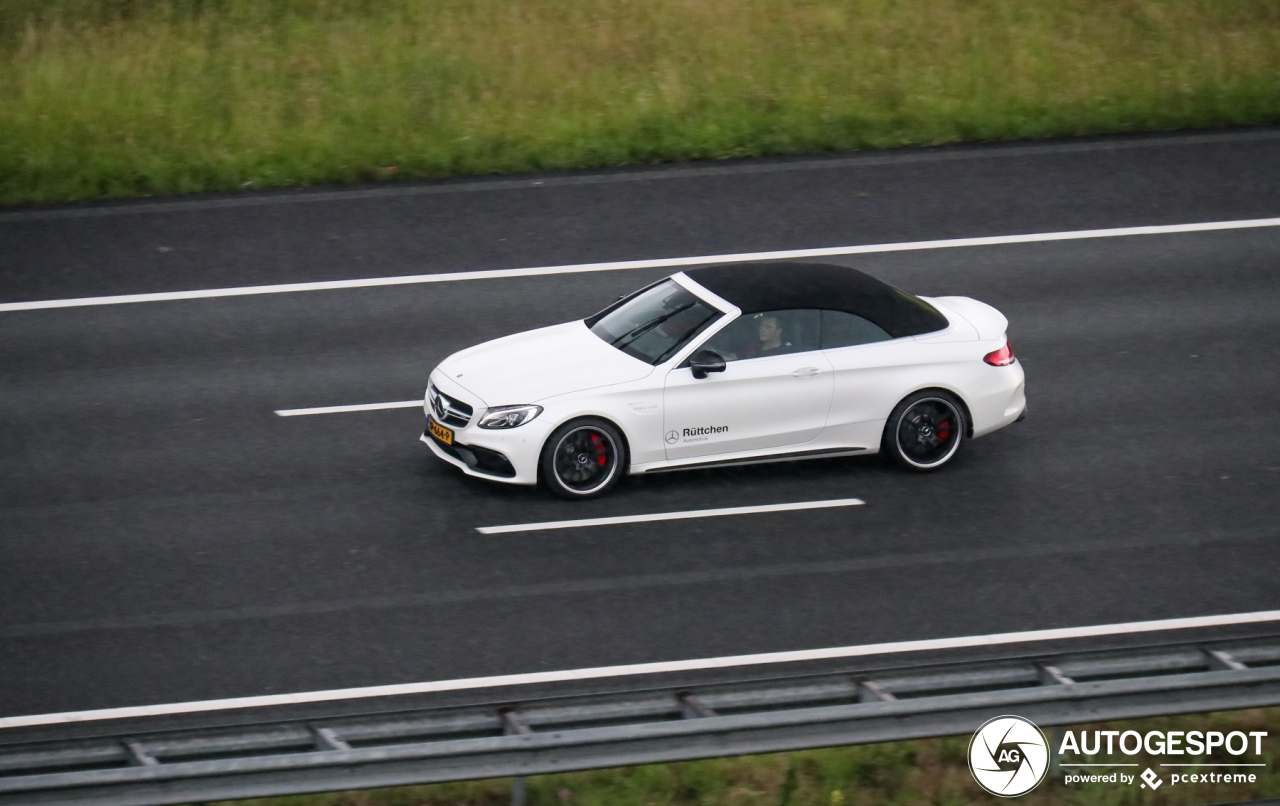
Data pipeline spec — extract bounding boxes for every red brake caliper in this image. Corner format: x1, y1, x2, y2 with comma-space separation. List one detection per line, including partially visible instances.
938, 420, 951, 440
591, 433, 607, 465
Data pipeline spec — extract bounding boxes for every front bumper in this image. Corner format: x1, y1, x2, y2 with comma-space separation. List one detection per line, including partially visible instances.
420, 421, 545, 486
422, 426, 518, 477
420, 374, 547, 485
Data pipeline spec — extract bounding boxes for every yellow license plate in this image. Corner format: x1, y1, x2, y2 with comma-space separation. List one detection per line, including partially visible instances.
428, 417, 453, 445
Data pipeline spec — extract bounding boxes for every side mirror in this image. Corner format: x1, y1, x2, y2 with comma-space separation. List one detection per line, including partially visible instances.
690, 350, 727, 380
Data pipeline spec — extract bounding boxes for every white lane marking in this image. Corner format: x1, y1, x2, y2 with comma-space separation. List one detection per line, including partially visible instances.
3, 217, 1279, 312
476, 498, 866, 534
3, 608, 1278, 729
275, 400, 421, 417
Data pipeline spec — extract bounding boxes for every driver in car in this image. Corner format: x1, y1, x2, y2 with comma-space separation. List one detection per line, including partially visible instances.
743, 314, 792, 358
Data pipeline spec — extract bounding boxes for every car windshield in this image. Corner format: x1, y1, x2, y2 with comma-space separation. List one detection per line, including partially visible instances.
587, 280, 721, 365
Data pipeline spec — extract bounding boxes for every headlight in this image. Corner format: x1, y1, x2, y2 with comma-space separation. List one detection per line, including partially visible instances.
478, 404, 543, 429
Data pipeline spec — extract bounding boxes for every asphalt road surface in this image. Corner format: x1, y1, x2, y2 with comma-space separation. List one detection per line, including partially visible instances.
2, 128, 1279, 738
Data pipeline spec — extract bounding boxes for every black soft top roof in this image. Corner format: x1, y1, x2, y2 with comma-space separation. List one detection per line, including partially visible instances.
684, 262, 948, 338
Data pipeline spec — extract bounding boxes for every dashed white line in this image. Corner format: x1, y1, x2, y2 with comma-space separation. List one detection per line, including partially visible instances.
3, 217, 1279, 312
274, 400, 421, 417
3, 609, 1278, 730
476, 498, 866, 534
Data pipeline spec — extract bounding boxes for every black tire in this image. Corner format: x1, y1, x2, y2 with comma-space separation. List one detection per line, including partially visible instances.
883, 390, 967, 471
540, 417, 627, 499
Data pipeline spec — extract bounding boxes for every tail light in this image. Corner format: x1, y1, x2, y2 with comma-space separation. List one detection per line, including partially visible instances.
984, 342, 1015, 366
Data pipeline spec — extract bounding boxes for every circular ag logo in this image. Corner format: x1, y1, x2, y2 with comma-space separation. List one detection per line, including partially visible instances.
968, 715, 1050, 797
665, 430, 680, 444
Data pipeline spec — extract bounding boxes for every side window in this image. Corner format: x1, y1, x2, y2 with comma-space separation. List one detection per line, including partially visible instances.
821, 309, 892, 349
700, 309, 820, 362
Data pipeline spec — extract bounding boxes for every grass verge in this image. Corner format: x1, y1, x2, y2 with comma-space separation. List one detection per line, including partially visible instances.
206, 707, 1280, 806
1, 0, 1279, 206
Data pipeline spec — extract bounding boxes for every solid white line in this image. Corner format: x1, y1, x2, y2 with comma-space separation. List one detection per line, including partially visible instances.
1160, 764, 1268, 767
3, 217, 1279, 312
1060, 764, 1140, 767
476, 498, 866, 534
274, 400, 421, 417
3, 608, 1278, 729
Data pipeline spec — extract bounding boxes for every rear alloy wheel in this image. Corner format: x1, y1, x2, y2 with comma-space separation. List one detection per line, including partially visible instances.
540, 418, 625, 499
884, 391, 966, 471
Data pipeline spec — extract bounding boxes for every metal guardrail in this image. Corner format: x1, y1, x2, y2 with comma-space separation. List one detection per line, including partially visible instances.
1, 637, 1279, 805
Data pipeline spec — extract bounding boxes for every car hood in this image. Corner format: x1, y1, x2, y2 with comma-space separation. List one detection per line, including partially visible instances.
438, 320, 655, 405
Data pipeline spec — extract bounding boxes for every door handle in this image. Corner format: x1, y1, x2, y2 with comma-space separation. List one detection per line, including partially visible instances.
791, 367, 821, 377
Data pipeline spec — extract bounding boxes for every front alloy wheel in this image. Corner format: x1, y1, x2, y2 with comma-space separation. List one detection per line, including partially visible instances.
541, 418, 625, 499
885, 392, 965, 471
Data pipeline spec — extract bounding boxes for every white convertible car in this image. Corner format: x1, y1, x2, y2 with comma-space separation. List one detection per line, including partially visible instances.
422, 263, 1025, 499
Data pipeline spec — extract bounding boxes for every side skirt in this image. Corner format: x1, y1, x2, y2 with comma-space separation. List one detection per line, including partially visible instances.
639, 447, 867, 474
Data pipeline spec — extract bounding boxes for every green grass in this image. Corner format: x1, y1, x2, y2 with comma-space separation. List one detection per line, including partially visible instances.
1, 0, 1279, 205
208, 707, 1280, 806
